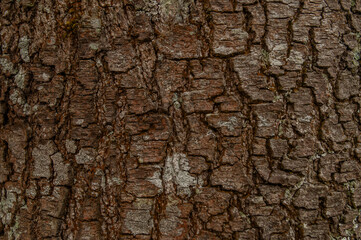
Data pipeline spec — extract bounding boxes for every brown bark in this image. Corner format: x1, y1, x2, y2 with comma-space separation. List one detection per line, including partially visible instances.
0, 0, 361, 239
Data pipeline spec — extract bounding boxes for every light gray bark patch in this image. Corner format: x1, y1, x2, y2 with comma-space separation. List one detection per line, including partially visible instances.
32, 141, 56, 179
163, 153, 197, 197
75, 148, 97, 165
19, 36, 30, 62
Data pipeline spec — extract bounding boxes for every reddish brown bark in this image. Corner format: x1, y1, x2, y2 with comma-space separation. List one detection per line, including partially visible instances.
0, 0, 361, 239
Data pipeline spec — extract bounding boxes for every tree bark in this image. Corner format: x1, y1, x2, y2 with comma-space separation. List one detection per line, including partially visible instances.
0, 0, 361, 239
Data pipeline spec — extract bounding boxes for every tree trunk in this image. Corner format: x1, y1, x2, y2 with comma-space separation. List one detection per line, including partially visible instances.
0, 0, 361, 239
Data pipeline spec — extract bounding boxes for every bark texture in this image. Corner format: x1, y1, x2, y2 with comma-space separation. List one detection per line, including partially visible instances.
0, 0, 361, 239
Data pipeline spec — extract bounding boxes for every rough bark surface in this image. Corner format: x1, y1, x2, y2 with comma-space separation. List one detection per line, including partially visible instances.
0, 0, 361, 239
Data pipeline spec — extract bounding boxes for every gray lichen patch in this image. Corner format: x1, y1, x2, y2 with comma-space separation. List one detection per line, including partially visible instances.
90, 18, 101, 31
75, 148, 97, 165
51, 152, 72, 186
89, 43, 99, 50
65, 139, 77, 154
8, 214, 20, 240
9, 89, 25, 106
218, 116, 240, 131
0, 56, 16, 75
22, 103, 32, 115
14, 67, 27, 89
352, 46, 360, 67
41, 72, 51, 82
163, 153, 197, 197
0, 190, 17, 225
146, 168, 163, 191
0, 184, 22, 230
32, 141, 57, 179
18, 36, 30, 62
